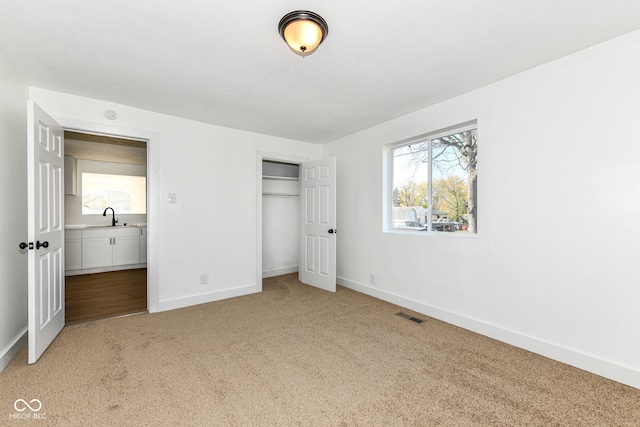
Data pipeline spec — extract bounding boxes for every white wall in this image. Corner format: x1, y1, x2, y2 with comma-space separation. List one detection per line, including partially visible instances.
0, 52, 28, 371
323, 29, 640, 389
65, 159, 147, 227
29, 88, 322, 311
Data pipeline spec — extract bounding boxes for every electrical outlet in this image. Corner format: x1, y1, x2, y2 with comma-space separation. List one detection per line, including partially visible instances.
370, 274, 376, 285
199, 274, 208, 285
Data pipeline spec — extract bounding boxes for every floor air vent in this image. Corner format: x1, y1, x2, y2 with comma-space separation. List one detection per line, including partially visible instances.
396, 312, 425, 324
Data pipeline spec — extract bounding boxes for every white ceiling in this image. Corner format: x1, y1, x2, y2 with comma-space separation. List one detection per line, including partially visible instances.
1, 1, 640, 144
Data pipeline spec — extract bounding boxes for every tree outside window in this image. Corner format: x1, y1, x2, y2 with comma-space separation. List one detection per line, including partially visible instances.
390, 127, 477, 233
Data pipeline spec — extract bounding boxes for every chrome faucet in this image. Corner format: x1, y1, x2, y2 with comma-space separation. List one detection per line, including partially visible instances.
103, 207, 118, 226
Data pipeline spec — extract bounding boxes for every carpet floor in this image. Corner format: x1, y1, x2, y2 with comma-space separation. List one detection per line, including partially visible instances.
1, 273, 639, 426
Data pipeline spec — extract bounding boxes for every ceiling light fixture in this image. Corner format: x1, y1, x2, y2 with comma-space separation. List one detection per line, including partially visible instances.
278, 10, 329, 57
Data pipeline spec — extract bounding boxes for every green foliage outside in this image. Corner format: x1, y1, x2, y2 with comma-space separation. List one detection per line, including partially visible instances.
393, 176, 468, 223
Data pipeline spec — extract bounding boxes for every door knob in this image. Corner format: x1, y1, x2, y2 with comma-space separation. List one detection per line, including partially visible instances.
19, 242, 34, 250
36, 241, 49, 249
328, 229, 336, 234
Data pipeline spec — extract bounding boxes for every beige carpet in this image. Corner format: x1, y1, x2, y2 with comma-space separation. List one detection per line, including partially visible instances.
1, 273, 639, 426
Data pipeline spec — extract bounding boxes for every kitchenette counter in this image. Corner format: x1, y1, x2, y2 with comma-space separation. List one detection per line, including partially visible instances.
65, 223, 147, 229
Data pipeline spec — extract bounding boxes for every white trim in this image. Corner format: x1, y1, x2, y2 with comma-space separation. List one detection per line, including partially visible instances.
382, 145, 392, 233
262, 267, 298, 278
259, 151, 309, 164
54, 117, 160, 313
158, 284, 259, 312
256, 153, 263, 293
337, 275, 640, 390
0, 329, 27, 373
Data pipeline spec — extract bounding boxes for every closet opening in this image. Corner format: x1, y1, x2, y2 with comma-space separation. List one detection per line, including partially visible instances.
262, 160, 300, 279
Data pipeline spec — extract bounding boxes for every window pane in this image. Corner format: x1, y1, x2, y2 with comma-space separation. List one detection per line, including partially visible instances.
82, 173, 146, 215
391, 142, 429, 230
432, 129, 477, 233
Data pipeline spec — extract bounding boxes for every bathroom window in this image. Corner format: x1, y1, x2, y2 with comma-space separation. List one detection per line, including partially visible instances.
81, 173, 146, 214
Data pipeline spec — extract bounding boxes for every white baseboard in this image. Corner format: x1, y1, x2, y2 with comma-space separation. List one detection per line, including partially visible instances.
158, 283, 260, 312
262, 267, 298, 278
337, 276, 640, 390
0, 329, 27, 373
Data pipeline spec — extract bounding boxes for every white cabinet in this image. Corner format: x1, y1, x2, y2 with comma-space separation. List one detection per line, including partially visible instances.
81, 228, 143, 269
113, 234, 140, 265
65, 230, 82, 271
82, 235, 112, 268
65, 226, 147, 274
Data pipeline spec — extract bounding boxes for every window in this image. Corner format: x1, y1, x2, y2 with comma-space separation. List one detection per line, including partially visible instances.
82, 173, 147, 215
389, 125, 477, 234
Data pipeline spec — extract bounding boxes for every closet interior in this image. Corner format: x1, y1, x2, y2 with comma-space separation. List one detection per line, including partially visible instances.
262, 160, 300, 278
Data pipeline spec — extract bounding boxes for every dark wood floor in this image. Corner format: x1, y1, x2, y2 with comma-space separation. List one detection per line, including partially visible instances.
65, 268, 147, 324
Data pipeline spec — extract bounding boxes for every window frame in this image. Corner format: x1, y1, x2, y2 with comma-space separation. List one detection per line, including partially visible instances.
384, 121, 477, 236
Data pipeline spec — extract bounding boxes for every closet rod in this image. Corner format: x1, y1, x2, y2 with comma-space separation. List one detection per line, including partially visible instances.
262, 193, 299, 197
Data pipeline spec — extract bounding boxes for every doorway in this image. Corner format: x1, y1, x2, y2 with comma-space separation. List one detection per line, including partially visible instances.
63, 130, 148, 323
261, 160, 300, 279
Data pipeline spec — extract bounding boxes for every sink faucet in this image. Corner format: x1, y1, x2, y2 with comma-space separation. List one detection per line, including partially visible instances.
102, 207, 118, 226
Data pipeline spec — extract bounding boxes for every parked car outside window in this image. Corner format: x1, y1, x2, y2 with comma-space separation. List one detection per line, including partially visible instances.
393, 220, 427, 231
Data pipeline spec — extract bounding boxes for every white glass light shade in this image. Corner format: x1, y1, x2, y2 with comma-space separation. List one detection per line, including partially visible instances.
283, 20, 323, 56
278, 11, 329, 57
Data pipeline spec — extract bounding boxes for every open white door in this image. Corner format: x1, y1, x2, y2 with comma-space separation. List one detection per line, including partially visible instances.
27, 101, 65, 363
299, 157, 336, 292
